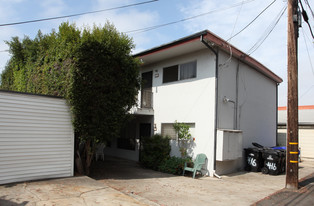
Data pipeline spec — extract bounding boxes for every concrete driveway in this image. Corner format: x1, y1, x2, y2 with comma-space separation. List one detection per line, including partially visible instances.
1, 157, 313, 206
91, 156, 314, 206
0, 176, 151, 206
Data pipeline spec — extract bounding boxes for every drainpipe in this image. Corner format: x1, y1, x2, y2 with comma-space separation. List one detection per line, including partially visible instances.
235, 61, 239, 130
200, 35, 219, 178
276, 83, 279, 145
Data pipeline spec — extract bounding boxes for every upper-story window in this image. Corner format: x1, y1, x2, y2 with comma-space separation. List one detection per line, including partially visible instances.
162, 61, 197, 83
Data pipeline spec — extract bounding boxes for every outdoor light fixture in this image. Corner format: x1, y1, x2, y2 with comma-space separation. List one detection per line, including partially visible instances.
223, 96, 235, 103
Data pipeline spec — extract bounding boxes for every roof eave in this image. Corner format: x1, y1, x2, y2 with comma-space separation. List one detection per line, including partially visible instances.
134, 30, 283, 84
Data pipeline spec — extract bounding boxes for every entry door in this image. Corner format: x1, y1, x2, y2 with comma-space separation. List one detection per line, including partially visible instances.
140, 123, 151, 138
139, 123, 152, 161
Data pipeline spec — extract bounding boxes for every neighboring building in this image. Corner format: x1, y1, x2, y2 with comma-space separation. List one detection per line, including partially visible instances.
278, 105, 314, 159
104, 30, 282, 176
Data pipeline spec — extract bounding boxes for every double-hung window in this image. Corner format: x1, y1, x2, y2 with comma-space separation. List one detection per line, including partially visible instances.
163, 61, 197, 83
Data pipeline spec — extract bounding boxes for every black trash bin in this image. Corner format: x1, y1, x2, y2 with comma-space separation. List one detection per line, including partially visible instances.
244, 147, 264, 172
261, 149, 286, 175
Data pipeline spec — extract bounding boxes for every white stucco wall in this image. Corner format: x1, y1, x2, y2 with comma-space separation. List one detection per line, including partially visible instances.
141, 49, 217, 174
216, 51, 277, 174
237, 63, 277, 148
217, 51, 277, 148
139, 48, 278, 175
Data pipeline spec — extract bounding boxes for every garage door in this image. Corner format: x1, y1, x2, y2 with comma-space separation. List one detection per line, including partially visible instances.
278, 128, 314, 159
299, 129, 314, 159
0, 91, 74, 185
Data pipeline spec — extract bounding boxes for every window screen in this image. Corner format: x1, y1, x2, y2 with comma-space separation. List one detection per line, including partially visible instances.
161, 123, 177, 140
161, 123, 195, 140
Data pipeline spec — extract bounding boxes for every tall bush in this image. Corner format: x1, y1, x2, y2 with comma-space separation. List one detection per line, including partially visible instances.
0, 22, 141, 175
141, 134, 171, 170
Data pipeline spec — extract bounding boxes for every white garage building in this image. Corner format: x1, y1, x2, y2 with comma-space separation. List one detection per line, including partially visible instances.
0, 90, 74, 185
278, 105, 314, 159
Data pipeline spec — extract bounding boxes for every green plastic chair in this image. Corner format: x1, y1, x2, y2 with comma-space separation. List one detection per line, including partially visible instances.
183, 153, 207, 179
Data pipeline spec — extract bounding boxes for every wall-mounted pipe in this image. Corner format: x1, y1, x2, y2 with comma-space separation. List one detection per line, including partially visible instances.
200, 35, 219, 175
223, 96, 236, 130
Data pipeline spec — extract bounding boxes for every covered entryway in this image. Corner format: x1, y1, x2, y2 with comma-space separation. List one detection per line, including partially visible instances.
0, 90, 74, 185
102, 115, 153, 162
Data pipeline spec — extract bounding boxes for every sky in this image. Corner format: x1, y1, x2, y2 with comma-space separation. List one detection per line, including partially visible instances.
0, 0, 313, 106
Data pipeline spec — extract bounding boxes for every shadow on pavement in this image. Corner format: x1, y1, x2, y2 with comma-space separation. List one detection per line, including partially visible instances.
254, 172, 314, 206
0, 197, 28, 206
89, 155, 175, 180
299, 174, 314, 187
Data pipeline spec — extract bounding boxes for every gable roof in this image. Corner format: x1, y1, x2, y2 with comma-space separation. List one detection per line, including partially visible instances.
134, 30, 283, 83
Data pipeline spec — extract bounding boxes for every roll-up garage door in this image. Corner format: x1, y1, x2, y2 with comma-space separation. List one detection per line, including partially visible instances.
0, 91, 74, 185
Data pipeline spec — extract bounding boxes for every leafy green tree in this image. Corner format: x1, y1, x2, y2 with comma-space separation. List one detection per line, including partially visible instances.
0, 22, 141, 175
69, 25, 140, 174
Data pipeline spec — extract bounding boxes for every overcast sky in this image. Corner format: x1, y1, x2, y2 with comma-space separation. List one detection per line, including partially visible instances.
0, 0, 313, 106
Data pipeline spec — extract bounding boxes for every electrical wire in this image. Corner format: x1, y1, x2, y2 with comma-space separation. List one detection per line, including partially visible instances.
299, 0, 314, 39
301, 27, 314, 77
227, 0, 277, 42
124, 0, 256, 34
304, 0, 314, 20
229, 0, 245, 40
300, 85, 314, 99
0, 0, 158, 27
247, 5, 287, 55
224, 0, 276, 68
302, 25, 314, 49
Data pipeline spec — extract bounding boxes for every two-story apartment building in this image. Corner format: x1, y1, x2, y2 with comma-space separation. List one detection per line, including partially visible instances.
103, 30, 283, 176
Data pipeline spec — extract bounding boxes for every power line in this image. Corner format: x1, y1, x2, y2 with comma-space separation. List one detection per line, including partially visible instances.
0, 0, 158, 27
302, 24, 314, 48
124, 0, 256, 34
300, 85, 314, 99
247, 5, 287, 55
227, 0, 277, 42
301, 27, 314, 78
229, 0, 245, 40
299, 0, 314, 39
303, 0, 314, 20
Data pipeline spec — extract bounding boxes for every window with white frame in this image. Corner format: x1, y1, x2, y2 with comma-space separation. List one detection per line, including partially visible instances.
162, 61, 197, 83
161, 123, 195, 140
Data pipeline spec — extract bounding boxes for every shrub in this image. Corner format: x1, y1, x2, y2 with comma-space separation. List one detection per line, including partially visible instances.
158, 156, 192, 175
141, 134, 171, 170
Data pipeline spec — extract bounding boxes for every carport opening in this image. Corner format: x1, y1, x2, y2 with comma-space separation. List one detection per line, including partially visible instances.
89, 155, 175, 180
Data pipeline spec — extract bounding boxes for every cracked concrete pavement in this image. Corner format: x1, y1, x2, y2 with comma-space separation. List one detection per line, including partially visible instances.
0, 176, 154, 206
1, 157, 313, 206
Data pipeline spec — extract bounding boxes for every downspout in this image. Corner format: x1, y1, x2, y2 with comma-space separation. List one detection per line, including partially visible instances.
276, 83, 279, 145
235, 60, 239, 130
200, 35, 221, 179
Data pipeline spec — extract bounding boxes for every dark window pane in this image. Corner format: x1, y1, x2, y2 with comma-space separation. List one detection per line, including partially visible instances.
163, 65, 178, 83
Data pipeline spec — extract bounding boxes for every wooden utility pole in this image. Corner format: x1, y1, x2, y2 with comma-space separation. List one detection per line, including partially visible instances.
286, 0, 299, 190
